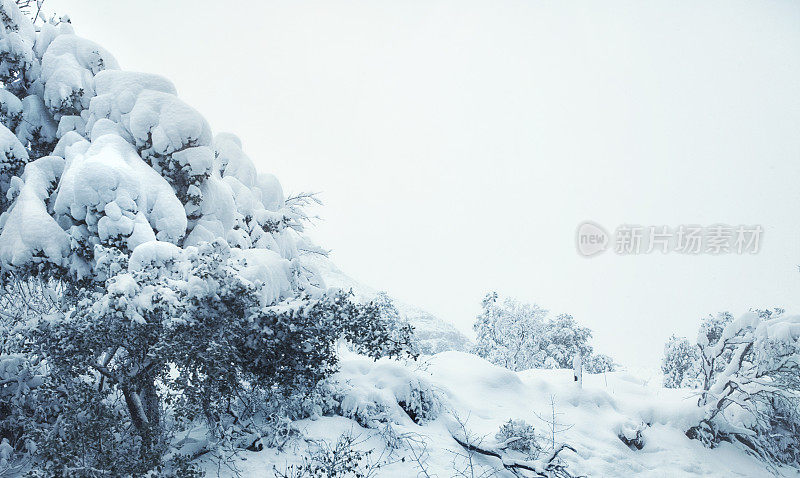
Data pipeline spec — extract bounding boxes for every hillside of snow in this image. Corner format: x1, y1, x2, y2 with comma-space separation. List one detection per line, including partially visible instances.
0, 2, 797, 476
200, 351, 789, 478
304, 254, 473, 354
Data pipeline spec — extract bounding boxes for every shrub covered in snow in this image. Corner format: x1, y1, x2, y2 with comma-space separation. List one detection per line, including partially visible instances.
329, 359, 441, 429
681, 308, 800, 466
661, 312, 735, 389
273, 432, 388, 478
495, 419, 541, 459
473, 292, 616, 372
583, 353, 616, 374
0, 2, 416, 474
661, 335, 700, 388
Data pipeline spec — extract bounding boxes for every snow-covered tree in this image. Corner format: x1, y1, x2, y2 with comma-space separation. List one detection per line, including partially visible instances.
473, 292, 547, 371
538, 313, 594, 369
661, 335, 700, 388
372, 291, 419, 357
661, 312, 734, 388
583, 352, 616, 374
472, 292, 615, 373
685, 308, 800, 466
0, 3, 415, 474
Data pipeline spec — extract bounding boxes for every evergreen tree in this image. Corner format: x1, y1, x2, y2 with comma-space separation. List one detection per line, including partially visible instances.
0, 3, 415, 473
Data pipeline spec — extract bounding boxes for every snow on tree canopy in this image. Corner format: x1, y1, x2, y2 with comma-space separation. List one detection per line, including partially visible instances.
0, 154, 68, 266
0, 1, 320, 301
53, 133, 186, 248
0, 0, 38, 93
40, 34, 118, 117
0, 121, 27, 205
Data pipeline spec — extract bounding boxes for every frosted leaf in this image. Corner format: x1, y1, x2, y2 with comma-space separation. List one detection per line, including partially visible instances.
183, 175, 234, 246
89, 117, 130, 142
233, 248, 293, 305
87, 70, 176, 133
256, 172, 285, 212
32, 19, 75, 60
0, 0, 38, 92
51, 130, 87, 158
0, 122, 28, 208
94, 70, 176, 98
55, 114, 85, 138
172, 146, 213, 177
0, 0, 36, 43
0, 89, 22, 129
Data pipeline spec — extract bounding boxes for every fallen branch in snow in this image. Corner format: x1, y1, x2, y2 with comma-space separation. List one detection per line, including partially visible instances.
450, 434, 580, 478
496, 435, 527, 450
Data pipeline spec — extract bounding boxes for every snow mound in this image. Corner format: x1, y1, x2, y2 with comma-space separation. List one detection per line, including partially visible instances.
331, 358, 442, 428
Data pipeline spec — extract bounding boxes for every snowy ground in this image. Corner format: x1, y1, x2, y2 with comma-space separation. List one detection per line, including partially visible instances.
199, 351, 793, 477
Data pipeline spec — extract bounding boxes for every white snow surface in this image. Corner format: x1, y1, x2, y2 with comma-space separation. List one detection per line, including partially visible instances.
200, 351, 788, 478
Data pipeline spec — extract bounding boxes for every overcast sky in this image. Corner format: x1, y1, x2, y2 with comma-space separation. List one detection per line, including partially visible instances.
47, 0, 800, 370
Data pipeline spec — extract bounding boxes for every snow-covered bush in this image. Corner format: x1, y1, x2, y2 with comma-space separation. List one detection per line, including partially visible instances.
331, 360, 441, 428
695, 311, 735, 387
495, 419, 541, 459
583, 353, 616, 374
616, 421, 646, 451
684, 308, 800, 466
372, 291, 420, 356
0, 2, 416, 474
473, 292, 615, 372
661, 335, 700, 388
395, 379, 440, 425
16, 241, 415, 474
473, 292, 546, 371
661, 312, 734, 388
273, 432, 387, 478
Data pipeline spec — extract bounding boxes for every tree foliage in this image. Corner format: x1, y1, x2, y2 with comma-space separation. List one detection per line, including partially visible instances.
472, 292, 615, 373
661, 312, 735, 389
0, 3, 416, 474
679, 308, 800, 466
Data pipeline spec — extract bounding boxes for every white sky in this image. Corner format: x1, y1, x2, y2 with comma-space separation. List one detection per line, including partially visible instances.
47, 0, 800, 369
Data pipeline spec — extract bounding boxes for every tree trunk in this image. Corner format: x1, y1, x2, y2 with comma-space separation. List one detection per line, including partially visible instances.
122, 384, 158, 463
141, 382, 160, 430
